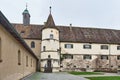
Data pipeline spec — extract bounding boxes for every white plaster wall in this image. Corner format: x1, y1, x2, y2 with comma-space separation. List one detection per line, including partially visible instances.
60, 42, 120, 55
41, 40, 59, 51
42, 28, 59, 40
41, 52, 60, 59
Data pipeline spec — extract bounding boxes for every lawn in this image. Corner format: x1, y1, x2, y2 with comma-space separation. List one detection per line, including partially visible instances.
86, 76, 120, 80
68, 71, 103, 75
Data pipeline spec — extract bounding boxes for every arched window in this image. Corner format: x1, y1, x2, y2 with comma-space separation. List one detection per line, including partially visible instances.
31, 58, 32, 67
43, 46, 46, 51
26, 56, 28, 67
31, 41, 35, 48
50, 34, 53, 39
0, 38, 2, 62
18, 50, 21, 65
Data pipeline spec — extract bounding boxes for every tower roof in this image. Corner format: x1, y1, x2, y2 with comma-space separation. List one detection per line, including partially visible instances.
23, 9, 29, 14
23, 4, 30, 14
42, 7, 59, 30
45, 13, 55, 28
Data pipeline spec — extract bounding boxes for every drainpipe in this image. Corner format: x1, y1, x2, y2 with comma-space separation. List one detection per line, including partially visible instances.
109, 44, 111, 70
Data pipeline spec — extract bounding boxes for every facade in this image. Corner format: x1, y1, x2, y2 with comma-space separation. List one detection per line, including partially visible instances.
0, 11, 38, 80
13, 8, 120, 72
1, 7, 120, 73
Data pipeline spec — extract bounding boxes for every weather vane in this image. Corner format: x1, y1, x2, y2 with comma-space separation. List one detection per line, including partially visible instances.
26, 3, 28, 9
50, 6, 51, 14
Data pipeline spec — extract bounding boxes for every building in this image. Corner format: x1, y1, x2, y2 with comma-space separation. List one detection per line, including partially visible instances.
1, 6, 120, 77
12, 7, 120, 73
0, 11, 38, 80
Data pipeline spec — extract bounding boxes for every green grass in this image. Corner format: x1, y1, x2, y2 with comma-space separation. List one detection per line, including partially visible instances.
86, 76, 120, 80
68, 71, 103, 75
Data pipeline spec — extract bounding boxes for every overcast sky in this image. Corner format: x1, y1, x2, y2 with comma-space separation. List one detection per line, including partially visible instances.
0, 0, 120, 29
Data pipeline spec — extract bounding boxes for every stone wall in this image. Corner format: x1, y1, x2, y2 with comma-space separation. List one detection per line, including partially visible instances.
61, 54, 120, 72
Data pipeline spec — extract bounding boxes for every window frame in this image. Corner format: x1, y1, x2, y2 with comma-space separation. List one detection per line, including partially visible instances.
43, 46, 46, 51
31, 41, 35, 48
64, 44, 73, 49
101, 55, 108, 60
63, 54, 73, 59
83, 55, 92, 60
31, 58, 32, 67
26, 56, 28, 67
18, 50, 21, 65
117, 56, 120, 60
50, 34, 54, 39
83, 44, 91, 49
117, 46, 120, 50
101, 45, 108, 50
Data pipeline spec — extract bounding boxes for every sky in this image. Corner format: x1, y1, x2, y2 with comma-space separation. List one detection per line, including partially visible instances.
0, 0, 120, 29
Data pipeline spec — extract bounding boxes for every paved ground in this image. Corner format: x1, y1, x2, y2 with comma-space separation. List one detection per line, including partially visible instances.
22, 72, 88, 80
21, 72, 120, 80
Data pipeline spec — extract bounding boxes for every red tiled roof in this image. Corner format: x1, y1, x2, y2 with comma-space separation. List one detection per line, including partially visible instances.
13, 23, 120, 44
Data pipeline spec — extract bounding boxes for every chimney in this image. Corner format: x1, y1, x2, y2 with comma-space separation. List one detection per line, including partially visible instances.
69, 23, 72, 31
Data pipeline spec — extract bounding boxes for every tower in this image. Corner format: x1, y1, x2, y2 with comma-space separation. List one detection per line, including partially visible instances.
22, 4, 30, 26
41, 7, 60, 72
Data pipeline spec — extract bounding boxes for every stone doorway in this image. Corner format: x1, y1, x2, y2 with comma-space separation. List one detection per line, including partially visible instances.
44, 55, 52, 73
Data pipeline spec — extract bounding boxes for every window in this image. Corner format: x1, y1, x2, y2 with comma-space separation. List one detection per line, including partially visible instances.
50, 34, 53, 39
65, 44, 73, 49
118, 66, 120, 68
117, 56, 120, 60
48, 55, 51, 58
83, 55, 92, 60
31, 41, 35, 48
43, 46, 46, 51
117, 46, 120, 50
63, 54, 73, 59
101, 45, 108, 49
31, 58, 32, 67
86, 65, 89, 68
26, 56, 28, 67
18, 50, 21, 65
0, 39, 2, 62
83, 45, 91, 49
101, 55, 108, 60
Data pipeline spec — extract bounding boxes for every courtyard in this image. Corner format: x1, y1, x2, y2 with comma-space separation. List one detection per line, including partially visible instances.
21, 72, 120, 80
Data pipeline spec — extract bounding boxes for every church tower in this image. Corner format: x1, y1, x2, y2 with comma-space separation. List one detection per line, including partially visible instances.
41, 7, 60, 72
22, 5, 30, 26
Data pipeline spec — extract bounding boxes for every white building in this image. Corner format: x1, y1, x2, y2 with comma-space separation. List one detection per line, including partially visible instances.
13, 7, 120, 72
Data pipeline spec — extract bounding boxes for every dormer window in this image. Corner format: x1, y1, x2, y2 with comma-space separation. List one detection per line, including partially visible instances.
50, 34, 53, 39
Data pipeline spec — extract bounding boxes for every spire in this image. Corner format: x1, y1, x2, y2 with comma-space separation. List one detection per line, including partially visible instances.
23, 3, 29, 14
26, 3, 28, 10
45, 13, 55, 28
22, 4, 30, 26
43, 7, 59, 30
50, 6, 51, 14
